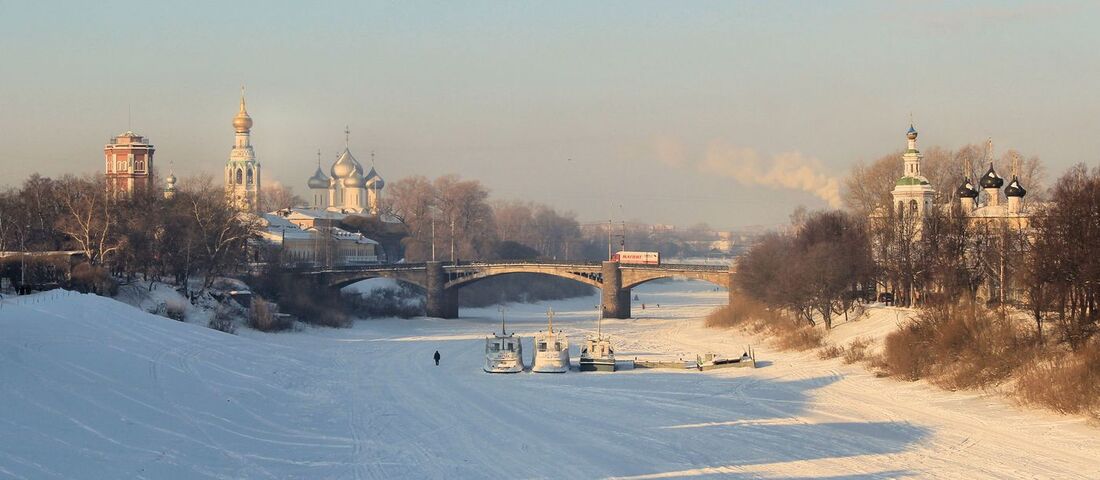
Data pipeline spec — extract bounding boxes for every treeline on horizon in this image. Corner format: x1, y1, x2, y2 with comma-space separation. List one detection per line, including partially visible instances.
0, 170, 730, 325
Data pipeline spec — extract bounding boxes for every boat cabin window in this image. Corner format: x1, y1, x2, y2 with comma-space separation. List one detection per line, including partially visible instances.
505, 342, 514, 352
487, 342, 500, 352
554, 342, 561, 351
537, 342, 547, 352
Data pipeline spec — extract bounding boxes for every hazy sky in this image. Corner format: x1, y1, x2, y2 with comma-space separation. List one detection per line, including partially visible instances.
2, 1, 1098, 229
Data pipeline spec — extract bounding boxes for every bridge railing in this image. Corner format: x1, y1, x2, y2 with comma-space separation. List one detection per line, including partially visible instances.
287, 259, 730, 275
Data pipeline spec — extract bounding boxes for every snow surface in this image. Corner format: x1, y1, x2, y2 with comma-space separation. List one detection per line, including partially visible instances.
1, 283, 1098, 479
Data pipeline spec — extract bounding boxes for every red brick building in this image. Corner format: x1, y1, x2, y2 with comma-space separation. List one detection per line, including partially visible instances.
104, 131, 155, 195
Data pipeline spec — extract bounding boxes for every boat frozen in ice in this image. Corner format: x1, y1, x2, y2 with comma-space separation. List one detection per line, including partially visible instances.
484, 306, 524, 373
579, 313, 615, 372
531, 307, 570, 373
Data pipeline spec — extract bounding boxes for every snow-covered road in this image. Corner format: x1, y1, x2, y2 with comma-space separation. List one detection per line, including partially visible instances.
1, 281, 1097, 479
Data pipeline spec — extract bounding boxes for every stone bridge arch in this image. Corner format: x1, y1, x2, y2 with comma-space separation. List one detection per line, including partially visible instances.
309, 267, 429, 291
444, 264, 603, 290
620, 268, 733, 290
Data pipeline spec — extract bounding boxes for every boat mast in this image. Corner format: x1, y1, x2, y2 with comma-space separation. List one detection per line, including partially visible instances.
547, 307, 554, 333
498, 305, 506, 336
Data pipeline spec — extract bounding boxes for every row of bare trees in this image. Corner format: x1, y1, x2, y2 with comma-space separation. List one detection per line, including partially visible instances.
0, 174, 258, 293
384, 174, 595, 262
737, 211, 876, 329
1023, 164, 1100, 348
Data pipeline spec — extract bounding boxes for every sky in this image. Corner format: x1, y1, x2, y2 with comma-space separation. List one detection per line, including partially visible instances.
1, 1, 1098, 229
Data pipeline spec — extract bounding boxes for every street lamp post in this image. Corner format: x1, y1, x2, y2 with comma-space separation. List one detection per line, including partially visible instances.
20, 225, 28, 294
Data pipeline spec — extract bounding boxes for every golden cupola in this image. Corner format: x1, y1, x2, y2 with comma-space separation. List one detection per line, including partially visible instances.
233, 86, 253, 133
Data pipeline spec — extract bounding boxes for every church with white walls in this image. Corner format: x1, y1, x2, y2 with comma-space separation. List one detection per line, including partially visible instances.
888, 124, 1030, 225
306, 129, 385, 215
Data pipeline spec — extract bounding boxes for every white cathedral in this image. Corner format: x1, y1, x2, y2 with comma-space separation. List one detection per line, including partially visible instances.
306, 130, 385, 215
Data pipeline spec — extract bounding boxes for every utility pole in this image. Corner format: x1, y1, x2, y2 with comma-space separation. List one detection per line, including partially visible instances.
431, 216, 436, 261
621, 220, 626, 251
450, 217, 456, 263
20, 225, 28, 293
607, 217, 616, 260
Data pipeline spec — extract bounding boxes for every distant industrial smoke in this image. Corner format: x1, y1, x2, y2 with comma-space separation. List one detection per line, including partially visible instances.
697, 143, 842, 208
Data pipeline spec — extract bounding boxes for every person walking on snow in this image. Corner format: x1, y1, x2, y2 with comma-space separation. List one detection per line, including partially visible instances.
433, 350, 441, 366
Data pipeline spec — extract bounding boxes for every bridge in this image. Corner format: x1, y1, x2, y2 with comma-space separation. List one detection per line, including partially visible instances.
291, 260, 734, 319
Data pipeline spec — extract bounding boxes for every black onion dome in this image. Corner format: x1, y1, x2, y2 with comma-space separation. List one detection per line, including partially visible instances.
979, 163, 1004, 189
1005, 175, 1027, 197
956, 178, 979, 198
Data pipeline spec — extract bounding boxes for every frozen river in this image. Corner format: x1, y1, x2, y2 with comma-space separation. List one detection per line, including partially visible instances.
1, 280, 1098, 478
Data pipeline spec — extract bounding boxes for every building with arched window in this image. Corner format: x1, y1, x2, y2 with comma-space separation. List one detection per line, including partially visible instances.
104, 131, 155, 196
890, 125, 936, 223
225, 87, 261, 212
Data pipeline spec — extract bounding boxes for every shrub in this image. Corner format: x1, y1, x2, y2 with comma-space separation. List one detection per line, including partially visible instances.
165, 300, 187, 321
843, 337, 871, 364
882, 323, 930, 380
775, 325, 825, 351
708, 296, 824, 351
208, 304, 237, 334
248, 298, 293, 332
70, 263, 117, 296
1016, 341, 1100, 419
818, 344, 844, 360
879, 303, 1034, 388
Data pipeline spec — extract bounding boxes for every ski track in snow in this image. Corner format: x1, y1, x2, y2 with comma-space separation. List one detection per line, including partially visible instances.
1, 285, 1098, 479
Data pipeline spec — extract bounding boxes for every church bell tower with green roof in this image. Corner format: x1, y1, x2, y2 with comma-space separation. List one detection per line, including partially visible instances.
891, 124, 935, 220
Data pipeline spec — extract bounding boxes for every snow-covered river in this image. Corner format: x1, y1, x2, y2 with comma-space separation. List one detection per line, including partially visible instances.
1, 280, 1097, 478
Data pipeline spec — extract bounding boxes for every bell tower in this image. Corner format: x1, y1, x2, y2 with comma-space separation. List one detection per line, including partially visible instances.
225, 86, 261, 212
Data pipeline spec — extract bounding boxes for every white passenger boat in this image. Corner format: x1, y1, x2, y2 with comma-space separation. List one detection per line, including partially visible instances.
484, 306, 524, 373
531, 307, 570, 373
579, 313, 615, 372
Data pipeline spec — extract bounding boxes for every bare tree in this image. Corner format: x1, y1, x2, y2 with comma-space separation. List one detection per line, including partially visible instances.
260, 182, 305, 211
178, 175, 260, 290
54, 175, 120, 265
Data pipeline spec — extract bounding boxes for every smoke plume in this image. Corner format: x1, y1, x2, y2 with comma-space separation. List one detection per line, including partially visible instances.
697, 142, 842, 208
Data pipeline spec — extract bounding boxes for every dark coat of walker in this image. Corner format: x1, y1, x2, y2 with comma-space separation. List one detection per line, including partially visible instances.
433, 350, 441, 366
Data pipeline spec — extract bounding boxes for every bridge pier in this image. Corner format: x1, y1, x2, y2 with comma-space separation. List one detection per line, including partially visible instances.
425, 261, 458, 319
601, 261, 631, 319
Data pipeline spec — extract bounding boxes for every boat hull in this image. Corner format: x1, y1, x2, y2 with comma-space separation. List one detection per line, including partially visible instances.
531, 352, 570, 373
484, 355, 524, 373
578, 358, 616, 372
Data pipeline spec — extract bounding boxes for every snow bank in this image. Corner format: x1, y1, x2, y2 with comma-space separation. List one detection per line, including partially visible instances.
1, 283, 1097, 478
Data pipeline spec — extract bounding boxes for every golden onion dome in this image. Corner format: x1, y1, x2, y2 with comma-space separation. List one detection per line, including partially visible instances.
233, 87, 253, 133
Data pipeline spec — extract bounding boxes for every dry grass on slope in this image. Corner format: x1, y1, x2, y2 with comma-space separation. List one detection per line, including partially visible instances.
706, 296, 823, 351
877, 304, 1034, 390
1015, 341, 1100, 419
